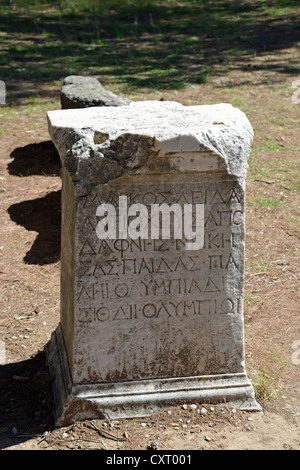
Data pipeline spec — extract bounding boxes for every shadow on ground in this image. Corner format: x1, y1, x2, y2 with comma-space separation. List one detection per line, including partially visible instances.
7, 140, 61, 265
8, 190, 61, 265
0, 352, 53, 449
8, 141, 60, 177
0, 0, 299, 103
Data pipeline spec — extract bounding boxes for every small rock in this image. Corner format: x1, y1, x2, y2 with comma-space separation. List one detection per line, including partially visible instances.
189, 404, 197, 410
200, 407, 208, 415
182, 404, 188, 410
204, 436, 211, 442
147, 441, 159, 450
141, 423, 147, 427
167, 410, 172, 415
11, 427, 18, 435
61, 432, 68, 438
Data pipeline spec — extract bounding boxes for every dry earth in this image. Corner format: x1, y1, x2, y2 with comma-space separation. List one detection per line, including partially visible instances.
0, 38, 300, 451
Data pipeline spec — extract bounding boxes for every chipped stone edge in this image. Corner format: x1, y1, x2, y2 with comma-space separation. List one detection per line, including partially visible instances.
47, 102, 254, 188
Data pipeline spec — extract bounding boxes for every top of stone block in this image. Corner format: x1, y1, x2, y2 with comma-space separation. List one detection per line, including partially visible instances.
47, 100, 253, 186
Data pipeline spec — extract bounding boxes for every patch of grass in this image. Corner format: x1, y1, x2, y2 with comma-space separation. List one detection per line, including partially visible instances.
269, 116, 297, 126
285, 215, 300, 223
29, 94, 40, 105
19, 169, 30, 177
0, 56, 12, 65
290, 178, 300, 191
250, 365, 279, 404
248, 153, 300, 192
276, 82, 292, 90
286, 65, 300, 73
244, 290, 257, 306
0, 0, 298, 100
248, 256, 271, 271
247, 197, 286, 208
228, 47, 251, 57
269, 350, 287, 369
253, 136, 285, 153
247, 158, 269, 180
263, 6, 292, 16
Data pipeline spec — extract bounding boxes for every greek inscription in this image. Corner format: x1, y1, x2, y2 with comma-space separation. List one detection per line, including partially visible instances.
205, 209, 244, 227
77, 296, 241, 323
76, 183, 244, 333
77, 275, 226, 303
78, 232, 241, 261
81, 216, 96, 231
80, 186, 243, 209
208, 253, 239, 270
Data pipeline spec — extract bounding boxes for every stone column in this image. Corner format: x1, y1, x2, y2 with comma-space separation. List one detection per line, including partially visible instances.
46, 101, 261, 426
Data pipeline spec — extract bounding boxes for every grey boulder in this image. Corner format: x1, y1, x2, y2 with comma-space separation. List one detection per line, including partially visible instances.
60, 75, 131, 109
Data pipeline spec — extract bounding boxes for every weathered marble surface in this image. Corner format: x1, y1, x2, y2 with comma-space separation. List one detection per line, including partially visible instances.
46, 101, 260, 426
60, 75, 131, 109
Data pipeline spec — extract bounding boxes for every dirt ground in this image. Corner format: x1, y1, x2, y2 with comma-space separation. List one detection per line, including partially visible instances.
0, 12, 300, 449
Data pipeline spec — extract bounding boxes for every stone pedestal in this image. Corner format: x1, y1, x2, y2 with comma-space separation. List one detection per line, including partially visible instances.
46, 101, 261, 426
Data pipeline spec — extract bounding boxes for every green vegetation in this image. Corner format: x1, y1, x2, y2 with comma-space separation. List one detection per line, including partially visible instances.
247, 197, 286, 208
253, 136, 285, 152
250, 365, 279, 403
0, 0, 299, 102
244, 290, 257, 306
250, 350, 287, 404
247, 256, 271, 271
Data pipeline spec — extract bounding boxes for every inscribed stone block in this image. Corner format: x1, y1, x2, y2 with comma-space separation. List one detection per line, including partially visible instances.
46, 101, 261, 425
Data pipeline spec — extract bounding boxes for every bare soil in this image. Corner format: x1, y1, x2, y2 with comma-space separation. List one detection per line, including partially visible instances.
0, 8, 299, 449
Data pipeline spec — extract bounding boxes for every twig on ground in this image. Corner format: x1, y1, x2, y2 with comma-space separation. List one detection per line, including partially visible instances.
88, 421, 127, 442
